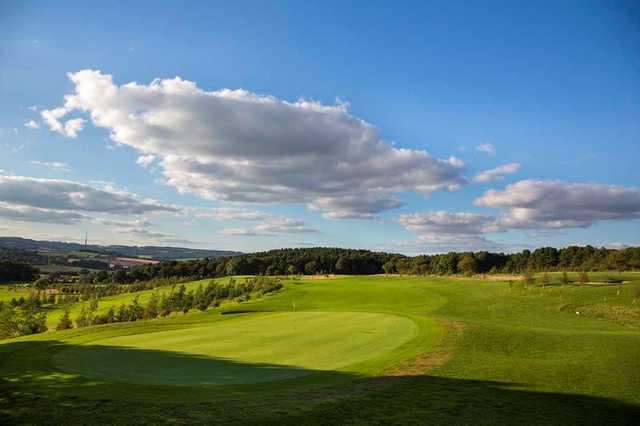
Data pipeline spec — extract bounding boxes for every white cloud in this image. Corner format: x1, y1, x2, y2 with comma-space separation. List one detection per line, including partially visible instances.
251, 217, 318, 235
399, 210, 501, 249
24, 120, 40, 129
476, 143, 496, 155
29, 160, 71, 173
475, 180, 640, 229
136, 154, 156, 168
195, 207, 271, 222
199, 207, 318, 236
218, 228, 265, 236
113, 226, 194, 244
93, 218, 152, 228
473, 163, 520, 183
41, 107, 85, 138
41, 69, 466, 219
0, 202, 87, 224
0, 174, 176, 221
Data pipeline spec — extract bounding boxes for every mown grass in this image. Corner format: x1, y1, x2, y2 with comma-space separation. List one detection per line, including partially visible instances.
1, 273, 639, 424
0, 285, 30, 303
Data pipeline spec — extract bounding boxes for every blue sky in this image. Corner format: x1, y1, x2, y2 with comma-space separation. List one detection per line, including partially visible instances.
0, 0, 639, 253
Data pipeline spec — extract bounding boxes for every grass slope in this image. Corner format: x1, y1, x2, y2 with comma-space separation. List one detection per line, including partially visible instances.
0, 285, 29, 303
1, 273, 639, 424
44, 278, 226, 328
52, 311, 417, 385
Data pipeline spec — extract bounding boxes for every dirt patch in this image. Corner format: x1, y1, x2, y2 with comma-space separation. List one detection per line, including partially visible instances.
385, 319, 465, 377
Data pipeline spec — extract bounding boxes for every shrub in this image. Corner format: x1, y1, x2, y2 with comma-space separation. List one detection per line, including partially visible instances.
57, 307, 73, 330
578, 271, 589, 285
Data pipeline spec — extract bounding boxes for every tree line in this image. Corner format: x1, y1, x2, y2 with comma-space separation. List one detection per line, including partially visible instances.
2, 246, 639, 287
68, 276, 283, 329
76, 246, 640, 284
0, 276, 283, 338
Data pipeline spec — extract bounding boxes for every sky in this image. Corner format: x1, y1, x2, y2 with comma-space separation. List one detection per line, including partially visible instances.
0, 0, 639, 254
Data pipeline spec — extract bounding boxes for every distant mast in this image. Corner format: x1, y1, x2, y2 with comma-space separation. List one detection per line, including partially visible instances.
84, 231, 88, 246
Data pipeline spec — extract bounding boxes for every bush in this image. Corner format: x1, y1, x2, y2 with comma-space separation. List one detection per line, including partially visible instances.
578, 271, 589, 285
57, 307, 73, 330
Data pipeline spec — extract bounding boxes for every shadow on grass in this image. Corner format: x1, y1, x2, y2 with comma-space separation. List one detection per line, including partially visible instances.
0, 340, 638, 425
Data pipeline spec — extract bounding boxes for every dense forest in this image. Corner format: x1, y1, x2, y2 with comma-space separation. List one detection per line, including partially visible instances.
0, 261, 40, 283
73, 246, 640, 284
2, 246, 639, 285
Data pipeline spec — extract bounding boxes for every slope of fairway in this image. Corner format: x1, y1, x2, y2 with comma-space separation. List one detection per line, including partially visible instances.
52, 311, 418, 385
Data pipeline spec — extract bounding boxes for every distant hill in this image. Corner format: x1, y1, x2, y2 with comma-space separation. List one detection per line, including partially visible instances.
0, 237, 242, 260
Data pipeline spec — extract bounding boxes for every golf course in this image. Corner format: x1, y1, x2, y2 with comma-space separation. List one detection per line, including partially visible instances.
1, 273, 639, 424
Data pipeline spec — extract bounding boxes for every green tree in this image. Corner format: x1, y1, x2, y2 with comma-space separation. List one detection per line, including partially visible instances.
457, 254, 478, 276
304, 261, 318, 275
33, 277, 49, 291
145, 292, 160, 319
335, 257, 350, 274
75, 306, 90, 328
382, 261, 395, 275
129, 296, 144, 321
57, 306, 73, 330
0, 305, 21, 338
20, 306, 47, 335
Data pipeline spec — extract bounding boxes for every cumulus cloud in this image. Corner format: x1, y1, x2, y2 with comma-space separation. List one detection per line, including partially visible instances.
29, 160, 71, 173
473, 163, 520, 183
475, 180, 640, 229
0, 202, 87, 224
398, 211, 501, 249
197, 207, 318, 236
41, 107, 85, 138
113, 226, 194, 244
41, 69, 466, 219
251, 217, 318, 235
195, 207, 271, 222
476, 143, 496, 155
24, 120, 40, 129
0, 174, 176, 215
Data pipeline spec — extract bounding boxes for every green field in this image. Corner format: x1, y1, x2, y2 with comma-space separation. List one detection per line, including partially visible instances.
1, 274, 639, 424
0, 285, 30, 303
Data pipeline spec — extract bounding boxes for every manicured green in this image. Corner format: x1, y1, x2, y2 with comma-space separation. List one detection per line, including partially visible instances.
1, 274, 639, 424
52, 311, 417, 385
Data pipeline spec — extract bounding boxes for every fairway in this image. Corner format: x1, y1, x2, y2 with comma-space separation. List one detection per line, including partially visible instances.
2, 275, 639, 424
52, 311, 418, 385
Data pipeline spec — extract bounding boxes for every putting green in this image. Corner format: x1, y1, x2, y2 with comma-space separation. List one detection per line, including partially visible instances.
52, 311, 418, 386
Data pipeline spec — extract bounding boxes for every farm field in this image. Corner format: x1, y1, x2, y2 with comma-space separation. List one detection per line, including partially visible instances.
1, 274, 639, 424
